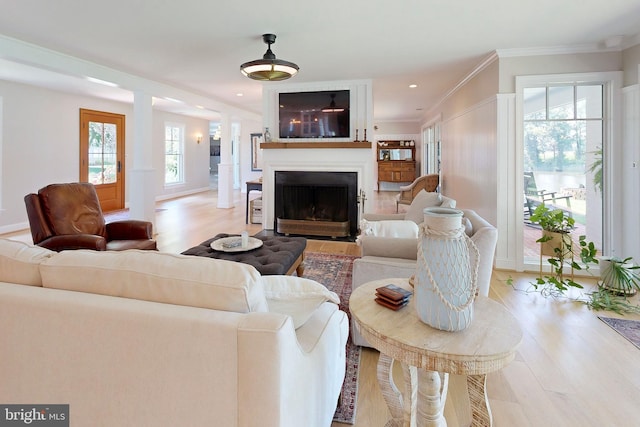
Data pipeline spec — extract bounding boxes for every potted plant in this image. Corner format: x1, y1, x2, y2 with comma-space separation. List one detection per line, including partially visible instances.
529, 203, 598, 293
509, 203, 639, 312
599, 256, 640, 296
530, 204, 574, 257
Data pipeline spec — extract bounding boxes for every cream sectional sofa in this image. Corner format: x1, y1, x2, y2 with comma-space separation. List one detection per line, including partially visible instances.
0, 239, 348, 427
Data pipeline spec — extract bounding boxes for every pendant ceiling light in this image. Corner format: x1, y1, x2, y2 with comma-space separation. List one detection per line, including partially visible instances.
240, 34, 299, 81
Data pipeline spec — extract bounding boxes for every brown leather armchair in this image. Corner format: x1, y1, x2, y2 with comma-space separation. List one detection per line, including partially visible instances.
395, 174, 439, 212
24, 182, 157, 251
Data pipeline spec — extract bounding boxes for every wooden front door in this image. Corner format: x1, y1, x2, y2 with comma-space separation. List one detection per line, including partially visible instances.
79, 109, 125, 212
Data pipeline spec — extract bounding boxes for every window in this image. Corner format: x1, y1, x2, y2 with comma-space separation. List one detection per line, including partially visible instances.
165, 123, 184, 184
422, 122, 441, 175
522, 83, 604, 263
87, 121, 118, 185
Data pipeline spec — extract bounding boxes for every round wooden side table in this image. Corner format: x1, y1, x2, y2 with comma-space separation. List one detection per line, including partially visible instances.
350, 279, 522, 427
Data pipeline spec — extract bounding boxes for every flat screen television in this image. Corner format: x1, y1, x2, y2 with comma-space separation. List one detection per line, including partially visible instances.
278, 90, 350, 139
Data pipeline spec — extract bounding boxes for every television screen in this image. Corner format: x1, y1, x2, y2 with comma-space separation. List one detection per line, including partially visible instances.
278, 90, 350, 139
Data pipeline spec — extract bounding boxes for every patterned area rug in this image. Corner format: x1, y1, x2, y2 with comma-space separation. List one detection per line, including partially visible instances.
598, 316, 640, 350
300, 252, 360, 425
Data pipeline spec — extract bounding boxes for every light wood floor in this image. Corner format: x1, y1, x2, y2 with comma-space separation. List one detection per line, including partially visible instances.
3, 190, 639, 427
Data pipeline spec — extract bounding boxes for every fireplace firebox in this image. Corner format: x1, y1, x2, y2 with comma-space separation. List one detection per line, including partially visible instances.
274, 171, 358, 238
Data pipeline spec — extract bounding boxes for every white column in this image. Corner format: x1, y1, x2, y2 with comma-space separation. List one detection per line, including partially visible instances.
129, 90, 156, 225
217, 113, 234, 208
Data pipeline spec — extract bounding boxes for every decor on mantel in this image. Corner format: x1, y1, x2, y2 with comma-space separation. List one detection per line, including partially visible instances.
354, 129, 368, 143
260, 141, 372, 149
240, 34, 299, 81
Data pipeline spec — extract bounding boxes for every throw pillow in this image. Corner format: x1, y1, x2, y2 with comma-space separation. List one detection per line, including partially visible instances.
404, 190, 443, 224
40, 249, 268, 313
0, 239, 55, 286
262, 275, 340, 329
359, 219, 420, 238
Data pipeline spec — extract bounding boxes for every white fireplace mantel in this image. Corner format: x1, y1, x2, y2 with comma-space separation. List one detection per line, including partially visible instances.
261, 146, 375, 231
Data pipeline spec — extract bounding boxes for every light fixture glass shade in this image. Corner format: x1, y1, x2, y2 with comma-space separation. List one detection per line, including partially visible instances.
240, 60, 299, 81
240, 34, 299, 81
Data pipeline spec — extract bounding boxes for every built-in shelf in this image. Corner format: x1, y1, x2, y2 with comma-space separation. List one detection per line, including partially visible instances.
261, 141, 372, 149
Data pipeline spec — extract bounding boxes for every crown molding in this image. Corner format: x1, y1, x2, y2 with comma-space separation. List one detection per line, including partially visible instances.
421, 51, 499, 120
495, 43, 616, 58
496, 32, 640, 58
622, 33, 640, 50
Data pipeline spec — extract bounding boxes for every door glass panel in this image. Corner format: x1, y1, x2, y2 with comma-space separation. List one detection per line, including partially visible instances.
548, 86, 574, 119
577, 85, 603, 119
88, 121, 118, 184
523, 87, 546, 120
523, 84, 603, 263
104, 123, 117, 153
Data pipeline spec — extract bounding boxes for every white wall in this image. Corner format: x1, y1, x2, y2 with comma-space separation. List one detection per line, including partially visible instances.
621, 84, 640, 262
440, 97, 498, 225
0, 79, 211, 233
153, 111, 211, 199
422, 58, 500, 225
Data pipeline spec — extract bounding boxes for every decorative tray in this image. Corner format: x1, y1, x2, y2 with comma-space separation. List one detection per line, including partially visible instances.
210, 236, 263, 253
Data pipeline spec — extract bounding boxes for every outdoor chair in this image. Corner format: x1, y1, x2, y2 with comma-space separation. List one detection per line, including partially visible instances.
524, 172, 572, 207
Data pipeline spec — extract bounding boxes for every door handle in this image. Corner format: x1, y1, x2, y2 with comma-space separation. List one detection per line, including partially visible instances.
117, 161, 121, 173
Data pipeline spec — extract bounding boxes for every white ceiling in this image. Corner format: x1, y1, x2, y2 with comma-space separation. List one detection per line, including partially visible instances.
1, 0, 639, 123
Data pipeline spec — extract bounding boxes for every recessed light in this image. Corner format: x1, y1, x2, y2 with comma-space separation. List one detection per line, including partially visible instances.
86, 77, 119, 87
409, 84, 418, 88
236, 93, 244, 97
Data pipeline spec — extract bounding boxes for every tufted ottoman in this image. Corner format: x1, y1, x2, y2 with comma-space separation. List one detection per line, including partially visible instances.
181, 234, 307, 276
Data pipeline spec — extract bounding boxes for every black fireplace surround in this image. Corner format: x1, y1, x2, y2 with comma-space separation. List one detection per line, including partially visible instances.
274, 171, 358, 237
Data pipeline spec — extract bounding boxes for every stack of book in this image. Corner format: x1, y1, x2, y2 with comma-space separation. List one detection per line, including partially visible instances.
375, 284, 412, 311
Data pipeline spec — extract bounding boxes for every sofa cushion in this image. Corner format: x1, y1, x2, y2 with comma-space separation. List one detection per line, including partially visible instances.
261, 275, 340, 329
404, 190, 442, 224
0, 239, 55, 286
40, 249, 268, 313
359, 219, 419, 238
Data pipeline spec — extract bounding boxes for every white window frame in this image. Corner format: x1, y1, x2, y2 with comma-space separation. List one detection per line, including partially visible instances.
514, 71, 622, 272
164, 122, 185, 186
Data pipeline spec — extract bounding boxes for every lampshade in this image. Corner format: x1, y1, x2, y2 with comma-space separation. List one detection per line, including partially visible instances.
240, 34, 299, 81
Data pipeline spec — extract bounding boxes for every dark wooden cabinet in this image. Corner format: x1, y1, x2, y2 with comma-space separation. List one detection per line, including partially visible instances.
377, 140, 416, 189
